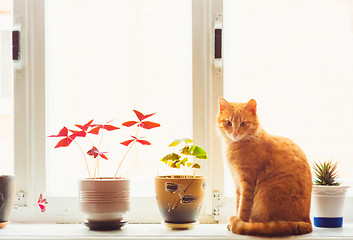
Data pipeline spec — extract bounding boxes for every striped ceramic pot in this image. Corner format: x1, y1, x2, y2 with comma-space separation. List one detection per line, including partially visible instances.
312, 185, 350, 228
79, 178, 130, 230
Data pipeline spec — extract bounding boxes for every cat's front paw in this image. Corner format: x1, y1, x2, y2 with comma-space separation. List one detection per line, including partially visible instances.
227, 215, 243, 234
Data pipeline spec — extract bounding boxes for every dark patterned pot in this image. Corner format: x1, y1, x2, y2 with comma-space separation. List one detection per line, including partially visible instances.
0, 175, 15, 227
155, 175, 206, 224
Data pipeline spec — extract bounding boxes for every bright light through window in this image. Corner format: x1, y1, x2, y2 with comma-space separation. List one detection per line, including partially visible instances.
45, 0, 192, 197
223, 0, 353, 196
0, 31, 13, 176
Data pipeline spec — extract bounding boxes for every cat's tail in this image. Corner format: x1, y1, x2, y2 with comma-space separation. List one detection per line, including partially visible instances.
228, 216, 312, 237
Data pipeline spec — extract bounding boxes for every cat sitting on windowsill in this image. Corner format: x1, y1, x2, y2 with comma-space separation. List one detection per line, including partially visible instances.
217, 98, 312, 237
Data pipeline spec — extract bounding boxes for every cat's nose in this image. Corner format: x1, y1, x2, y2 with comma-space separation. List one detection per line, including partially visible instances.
233, 132, 238, 137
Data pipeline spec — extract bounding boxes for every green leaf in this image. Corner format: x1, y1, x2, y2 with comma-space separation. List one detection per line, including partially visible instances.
167, 160, 176, 168
171, 160, 180, 169
192, 163, 201, 169
169, 139, 182, 147
175, 160, 182, 168
181, 146, 191, 155
189, 145, 208, 159
186, 162, 192, 168
180, 157, 188, 165
183, 138, 194, 144
312, 160, 340, 186
169, 138, 193, 147
160, 153, 181, 163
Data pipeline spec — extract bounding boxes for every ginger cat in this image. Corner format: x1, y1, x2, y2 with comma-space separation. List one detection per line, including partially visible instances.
217, 97, 312, 236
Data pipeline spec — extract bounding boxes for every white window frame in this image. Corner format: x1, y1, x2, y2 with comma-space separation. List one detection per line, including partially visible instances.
13, 0, 46, 208
12, 0, 353, 225
13, 0, 226, 223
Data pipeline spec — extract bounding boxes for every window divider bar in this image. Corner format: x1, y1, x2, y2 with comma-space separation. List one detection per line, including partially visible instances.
192, 0, 225, 218
13, 0, 46, 207
206, 0, 224, 197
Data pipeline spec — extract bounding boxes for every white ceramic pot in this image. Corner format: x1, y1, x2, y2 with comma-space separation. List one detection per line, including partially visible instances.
312, 185, 350, 228
78, 178, 130, 229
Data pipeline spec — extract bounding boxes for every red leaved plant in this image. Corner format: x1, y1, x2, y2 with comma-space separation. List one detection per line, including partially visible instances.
49, 110, 160, 179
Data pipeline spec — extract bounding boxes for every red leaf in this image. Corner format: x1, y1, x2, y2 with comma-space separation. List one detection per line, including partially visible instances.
139, 121, 160, 129
70, 130, 86, 137
68, 134, 77, 141
90, 124, 103, 127
88, 126, 100, 135
133, 110, 156, 121
49, 127, 68, 137
38, 194, 48, 213
54, 137, 73, 148
103, 125, 120, 131
136, 139, 151, 145
99, 153, 108, 160
130, 136, 151, 145
142, 113, 156, 120
87, 146, 98, 158
75, 120, 94, 131
84, 120, 94, 129
87, 146, 108, 159
122, 121, 138, 127
133, 110, 145, 121
120, 139, 134, 146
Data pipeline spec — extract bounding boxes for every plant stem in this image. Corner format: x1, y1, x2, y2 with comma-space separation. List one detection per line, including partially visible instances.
95, 157, 100, 179
114, 126, 140, 178
114, 141, 135, 178
93, 157, 96, 179
71, 138, 91, 179
95, 128, 104, 179
135, 125, 140, 139
97, 157, 100, 178
98, 128, 104, 148
86, 132, 95, 147
193, 156, 195, 178
124, 141, 140, 177
93, 157, 101, 179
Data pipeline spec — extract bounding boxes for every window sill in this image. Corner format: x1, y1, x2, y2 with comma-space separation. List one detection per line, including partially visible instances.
1, 223, 353, 240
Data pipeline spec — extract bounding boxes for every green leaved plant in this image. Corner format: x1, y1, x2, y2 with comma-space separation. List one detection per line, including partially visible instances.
312, 160, 340, 186
160, 138, 207, 176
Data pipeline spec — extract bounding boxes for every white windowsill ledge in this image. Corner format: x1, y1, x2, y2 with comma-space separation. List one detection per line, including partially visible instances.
1, 223, 353, 240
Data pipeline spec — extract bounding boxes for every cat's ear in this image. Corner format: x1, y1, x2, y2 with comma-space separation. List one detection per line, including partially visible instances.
245, 99, 257, 115
218, 97, 230, 113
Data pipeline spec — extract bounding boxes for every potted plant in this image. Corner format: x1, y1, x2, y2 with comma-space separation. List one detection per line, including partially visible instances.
311, 160, 350, 228
0, 175, 15, 228
49, 110, 159, 230
155, 138, 207, 229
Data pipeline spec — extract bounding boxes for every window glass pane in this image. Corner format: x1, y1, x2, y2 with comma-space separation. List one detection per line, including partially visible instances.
0, 31, 13, 175
45, 0, 192, 197
223, 0, 353, 196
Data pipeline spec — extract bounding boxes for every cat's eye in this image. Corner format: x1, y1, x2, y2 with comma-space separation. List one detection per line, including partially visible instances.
225, 120, 232, 127
240, 122, 247, 127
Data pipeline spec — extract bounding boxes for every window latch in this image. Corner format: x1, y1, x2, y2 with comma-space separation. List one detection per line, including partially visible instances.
14, 192, 27, 208
214, 13, 222, 59
212, 192, 223, 223
12, 30, 20, 61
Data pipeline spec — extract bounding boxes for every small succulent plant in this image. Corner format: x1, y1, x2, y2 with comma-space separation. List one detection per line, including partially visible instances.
312, 160, 340, 186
